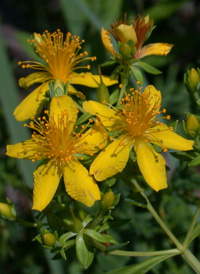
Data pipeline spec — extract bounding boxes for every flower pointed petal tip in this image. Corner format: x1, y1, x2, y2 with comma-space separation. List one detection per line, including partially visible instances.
13, 83, 48, 121
32, 162, 62, 212
64, 159, 101, 207
134, 140, 168, 192
151, 124, 194, 151
139, 43, 174, 59
101, 27, 117, 57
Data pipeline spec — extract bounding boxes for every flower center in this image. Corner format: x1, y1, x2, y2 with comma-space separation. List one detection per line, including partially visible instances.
18, 30, 96, 84
121, 89, 161, 138
23, 111, 80, 166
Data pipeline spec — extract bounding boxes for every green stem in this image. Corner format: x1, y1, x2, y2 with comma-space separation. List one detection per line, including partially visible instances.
109, 248, 180, 257
183, 204, 200, 249
117, 67, 130, 106
141, 190, 200, 274
16, 217, 37, 227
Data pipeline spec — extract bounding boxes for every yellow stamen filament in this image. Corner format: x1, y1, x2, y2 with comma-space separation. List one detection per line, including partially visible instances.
18, 30, 96, 84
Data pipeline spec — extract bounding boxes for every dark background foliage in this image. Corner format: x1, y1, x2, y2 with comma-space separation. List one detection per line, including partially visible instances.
0, 0, 200, 273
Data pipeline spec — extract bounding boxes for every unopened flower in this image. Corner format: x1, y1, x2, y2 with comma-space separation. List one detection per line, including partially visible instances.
101, 14, 173, 60
15, 30, 117, 121
7, 96, 107, 211
83, 85, 193, 191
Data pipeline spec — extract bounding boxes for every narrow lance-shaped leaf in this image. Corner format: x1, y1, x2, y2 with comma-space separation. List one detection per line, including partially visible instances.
136, 61, 162, 75
104, 254, 176, 274
76, 232, 94, 269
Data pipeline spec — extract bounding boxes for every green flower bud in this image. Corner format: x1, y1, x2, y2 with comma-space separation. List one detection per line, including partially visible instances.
102, 191, 115, 208
118, 43, 133, 59
0, 203, 16, 220
70, 208, 83, 233
97, 66, 110, 103
42, 232, 57, 247
188, 68, 200, 90
186, 114, 200, 136
33, 33, 42, 44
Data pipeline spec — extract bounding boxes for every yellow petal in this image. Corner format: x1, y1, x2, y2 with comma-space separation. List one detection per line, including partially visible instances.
90, 137, 130, 181
70, 72, 118, 87
68, 84, 85, 100
134, 140, 167, 191
101, 27, 118, 57
6, 139, 42, 160
32, 161, 62, 211
143, 85, 161, 112
115, 24, 137, 44
13, 83, 49, 121
63, 159, 100, 207
50, 95, 77, 132
75, 122, 107, 154
150, 124, 194, 151
139, 43, 174, 59
19, 72, 51, 89
83, 100, 122, 130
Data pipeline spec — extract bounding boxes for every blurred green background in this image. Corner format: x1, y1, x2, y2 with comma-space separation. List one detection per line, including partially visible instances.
0, 0, 200, 273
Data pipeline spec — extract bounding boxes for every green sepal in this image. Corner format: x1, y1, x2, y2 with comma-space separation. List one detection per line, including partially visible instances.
76, 232, 94, 269
136, 61, 162, 75
129, 65, 144, 86
105, 177, 117, 187
125, 193, 147, 208
83, 228, 118, 244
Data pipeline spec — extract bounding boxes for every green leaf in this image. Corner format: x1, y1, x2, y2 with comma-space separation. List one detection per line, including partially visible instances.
101, 61, 117, 67
170, 151, 195, 162
76, 113, 91, 126
189, 155, 200, 166
0, 31, 35, 188
76, 232, 94, 269
136, 61, 162, 75
129, 65, 144, 86
84, 229, 118, 244
58, 232, 76, 244
187, 222, 200, 246
104, 254, 175, 274
125, 193, 147, 208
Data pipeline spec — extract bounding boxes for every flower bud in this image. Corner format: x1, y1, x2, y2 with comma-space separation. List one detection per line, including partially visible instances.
102, 191, 115, 208
70, 208, 83, 233
97, 66, 110, 103
186, 114, 200, 136
42, 232, 57, 247
115, 24, 137, 45
0, 203, 16, 220
188, 68, 200, 90
33, 33, 42, 44
118, 43, 133, 59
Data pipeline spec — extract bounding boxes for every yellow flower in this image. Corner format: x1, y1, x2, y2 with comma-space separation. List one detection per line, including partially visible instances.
101, 14, 173, 60
14, 30, 118, 121
83, 85, 194, 191
7, 95, 107, 211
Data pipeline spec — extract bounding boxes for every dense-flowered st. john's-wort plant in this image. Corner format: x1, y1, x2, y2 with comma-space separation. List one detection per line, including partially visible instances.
2, 13, 200, 273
